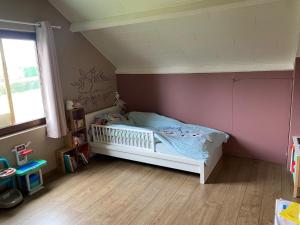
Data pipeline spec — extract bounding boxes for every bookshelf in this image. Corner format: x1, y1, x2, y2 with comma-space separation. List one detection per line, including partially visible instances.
56, 107, 89, 174
291, 136, 300, 197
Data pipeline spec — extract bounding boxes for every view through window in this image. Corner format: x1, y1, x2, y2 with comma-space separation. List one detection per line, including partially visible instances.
0, 34, 44, 130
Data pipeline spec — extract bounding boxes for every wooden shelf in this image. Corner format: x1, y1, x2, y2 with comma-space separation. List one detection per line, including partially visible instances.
56, 148, 72, 174
291, 136, 300, 197
56, 107, 89, 174
56, 146, 76, 154
71, 127, 86, 133
66, 107, 84, 112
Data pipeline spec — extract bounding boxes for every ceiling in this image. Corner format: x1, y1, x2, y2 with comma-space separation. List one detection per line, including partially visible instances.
49, 0, 300, 74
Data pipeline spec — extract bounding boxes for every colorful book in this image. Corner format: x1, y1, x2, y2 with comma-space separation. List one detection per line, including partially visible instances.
80, 153, 88, 164
64, 155, 72, 173
67, 155, 74, 172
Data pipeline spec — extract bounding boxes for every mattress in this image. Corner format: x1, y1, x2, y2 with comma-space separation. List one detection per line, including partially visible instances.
155, 142, 219, 163
155, 142, 183, 157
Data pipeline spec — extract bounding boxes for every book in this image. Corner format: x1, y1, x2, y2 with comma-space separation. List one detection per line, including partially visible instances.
64, 155, 72, 173
77, 153, 84, 166
71, 156, 77, 171
80, 152, 88, 164
67, 155, 74, 172
78, 153, 85, 165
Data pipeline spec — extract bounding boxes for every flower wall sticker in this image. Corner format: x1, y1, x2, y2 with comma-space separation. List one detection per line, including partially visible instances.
71, 67, 115, 108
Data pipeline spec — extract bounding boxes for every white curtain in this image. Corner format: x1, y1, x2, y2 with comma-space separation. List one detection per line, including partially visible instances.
36, 21, 67, 138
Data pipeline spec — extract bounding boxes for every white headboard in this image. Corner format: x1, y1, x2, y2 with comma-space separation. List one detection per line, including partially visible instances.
85, 106, 119, 141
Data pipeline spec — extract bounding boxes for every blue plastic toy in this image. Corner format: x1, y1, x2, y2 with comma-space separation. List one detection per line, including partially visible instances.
12, 142, 47, 195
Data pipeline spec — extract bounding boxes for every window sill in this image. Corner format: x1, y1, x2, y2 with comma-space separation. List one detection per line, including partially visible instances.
0, 124, 46, 141
0, 118, 46, 138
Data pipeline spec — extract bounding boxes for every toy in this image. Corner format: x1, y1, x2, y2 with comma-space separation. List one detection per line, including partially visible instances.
0, 157, 23, 208
12, 142, 47, 195
66, 100, 74, 110
12, 142, 33, 166
113, 92, 126, 111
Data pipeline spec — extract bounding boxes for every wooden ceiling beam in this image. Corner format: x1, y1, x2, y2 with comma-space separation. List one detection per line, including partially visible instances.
70, 0, 280, 32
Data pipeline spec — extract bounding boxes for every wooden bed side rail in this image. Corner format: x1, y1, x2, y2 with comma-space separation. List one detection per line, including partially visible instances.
91, 124, 155, 151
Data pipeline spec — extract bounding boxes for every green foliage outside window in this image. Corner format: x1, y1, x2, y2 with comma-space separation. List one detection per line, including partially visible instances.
0, 67, 40, 96
0, 80, 40, 96
23, 67, 38, 78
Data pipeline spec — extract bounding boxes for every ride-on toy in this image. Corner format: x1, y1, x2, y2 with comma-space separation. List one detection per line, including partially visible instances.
0, 157, 23, 208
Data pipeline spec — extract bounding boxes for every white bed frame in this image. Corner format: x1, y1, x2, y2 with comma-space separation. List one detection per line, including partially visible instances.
85, 106, 223, 184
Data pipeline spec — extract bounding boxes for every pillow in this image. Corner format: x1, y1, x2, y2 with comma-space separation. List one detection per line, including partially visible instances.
107, 120, 134, 126
94, 112, 127, 125
106, 112, 126, 122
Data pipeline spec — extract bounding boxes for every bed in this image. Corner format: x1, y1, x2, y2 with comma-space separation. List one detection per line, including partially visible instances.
85, 106, 228, 184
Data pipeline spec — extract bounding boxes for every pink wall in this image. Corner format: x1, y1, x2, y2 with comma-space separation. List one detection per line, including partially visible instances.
290, 58, 300, 140
288, 57, 300, 166
117, 71, 293, 164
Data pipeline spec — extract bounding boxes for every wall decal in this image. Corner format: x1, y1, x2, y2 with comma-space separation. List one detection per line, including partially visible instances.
71, 67, 115, 109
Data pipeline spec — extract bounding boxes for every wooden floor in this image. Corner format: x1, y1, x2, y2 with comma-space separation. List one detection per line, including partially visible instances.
0, 155, 297, 225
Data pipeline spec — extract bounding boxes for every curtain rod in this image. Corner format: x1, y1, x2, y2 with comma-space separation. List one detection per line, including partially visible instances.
0, 19, 62, 29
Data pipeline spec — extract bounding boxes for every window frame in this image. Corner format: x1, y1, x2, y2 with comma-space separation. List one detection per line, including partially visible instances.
0, 30, 45, 137
0, 118, 46, 137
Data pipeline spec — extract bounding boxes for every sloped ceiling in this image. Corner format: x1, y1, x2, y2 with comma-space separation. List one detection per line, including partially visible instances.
49, 0, 300, 74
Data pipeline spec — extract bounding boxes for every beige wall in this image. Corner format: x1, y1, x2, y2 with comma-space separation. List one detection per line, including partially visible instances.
0, 126, 64, 173
0, 0, 116, 172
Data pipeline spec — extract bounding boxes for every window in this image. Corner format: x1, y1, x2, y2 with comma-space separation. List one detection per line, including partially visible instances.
0, 30, 45, 136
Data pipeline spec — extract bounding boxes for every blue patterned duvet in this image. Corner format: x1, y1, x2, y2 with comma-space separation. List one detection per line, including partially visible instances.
109, 112, 229, 161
